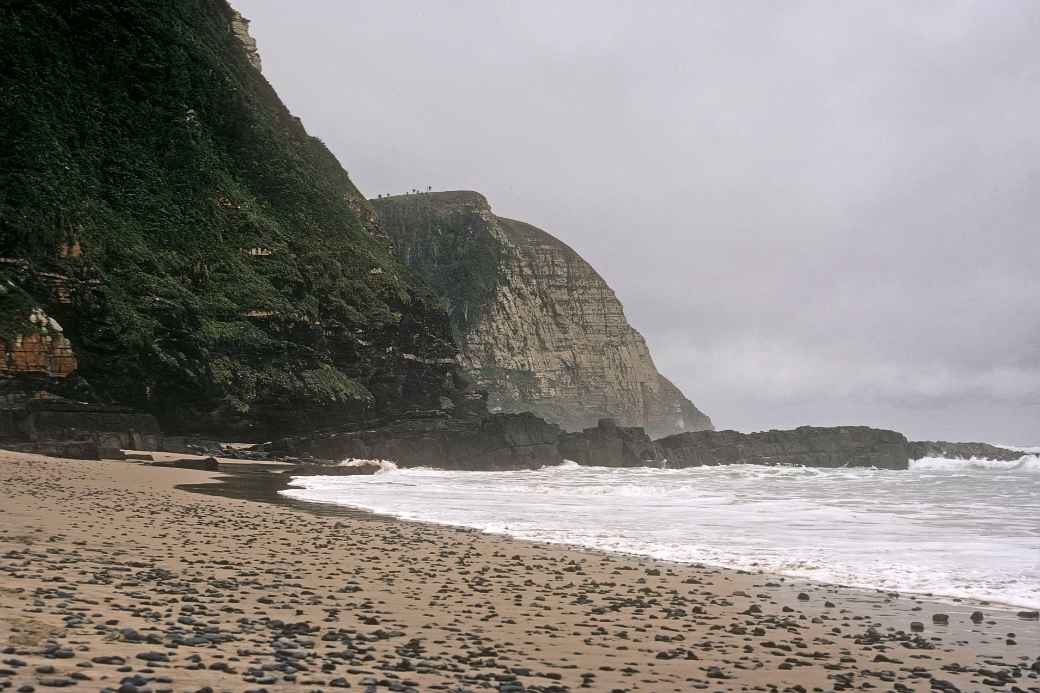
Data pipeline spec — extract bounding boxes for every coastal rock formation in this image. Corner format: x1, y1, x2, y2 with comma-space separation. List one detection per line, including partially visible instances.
276, 419, 916, 472
559, 418, 663, 467
908, 440, 1023, 461
373, 191, 712, 439
657, 426, 911, 470
1, 2, 462, 436
273, 412, 561, 471
15, 399, 162, 450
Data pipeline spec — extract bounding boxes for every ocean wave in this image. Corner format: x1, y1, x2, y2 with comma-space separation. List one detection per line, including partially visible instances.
549, 459, 582, 470
911, 454, 1040, 474
281, 456, 1040, 609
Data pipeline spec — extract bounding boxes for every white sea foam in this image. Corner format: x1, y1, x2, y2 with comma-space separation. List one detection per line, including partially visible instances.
335, 458, 399, 473
283, 457, 1040, 609
911, 454, 1040, 473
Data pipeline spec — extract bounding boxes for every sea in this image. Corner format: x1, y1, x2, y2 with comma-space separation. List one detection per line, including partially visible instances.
282, 446, 1040, 610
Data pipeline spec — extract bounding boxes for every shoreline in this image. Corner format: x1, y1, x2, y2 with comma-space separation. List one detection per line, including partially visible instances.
219, 463, 1040, 615
2, 450, 1038, 692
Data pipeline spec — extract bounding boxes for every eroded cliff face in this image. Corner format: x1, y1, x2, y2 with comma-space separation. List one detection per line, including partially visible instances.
229, 9, 262, 72
374, 192, 713, 438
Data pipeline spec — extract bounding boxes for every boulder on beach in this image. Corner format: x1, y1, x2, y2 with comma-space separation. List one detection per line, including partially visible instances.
148, 457, 219, 471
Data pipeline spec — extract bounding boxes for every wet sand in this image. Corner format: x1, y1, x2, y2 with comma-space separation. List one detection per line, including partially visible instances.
1, 451, 1037, 692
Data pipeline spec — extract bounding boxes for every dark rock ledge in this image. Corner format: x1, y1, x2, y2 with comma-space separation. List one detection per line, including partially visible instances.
4, 390, 1025, 473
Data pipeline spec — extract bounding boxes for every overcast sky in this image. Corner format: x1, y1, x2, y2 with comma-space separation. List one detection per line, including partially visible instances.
237, 1, 1039, 444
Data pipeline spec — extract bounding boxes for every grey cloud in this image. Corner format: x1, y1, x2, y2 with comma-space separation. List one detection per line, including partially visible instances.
236, 0, 1040, 443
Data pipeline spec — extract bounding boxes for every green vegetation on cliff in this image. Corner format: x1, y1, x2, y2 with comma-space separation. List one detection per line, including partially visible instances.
372, 193, 502, 340
0, 1, 459, 433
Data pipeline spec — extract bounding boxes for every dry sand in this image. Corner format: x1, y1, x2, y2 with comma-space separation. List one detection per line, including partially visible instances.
0, 450, 1037, 692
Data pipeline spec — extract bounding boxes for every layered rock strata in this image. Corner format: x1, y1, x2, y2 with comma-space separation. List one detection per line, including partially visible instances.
230, 9, 262, 71
0, 309, 77, 377
373, 192, 712, 438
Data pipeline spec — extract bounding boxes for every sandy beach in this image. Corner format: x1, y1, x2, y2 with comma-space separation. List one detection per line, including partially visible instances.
1, 452, 1037, 692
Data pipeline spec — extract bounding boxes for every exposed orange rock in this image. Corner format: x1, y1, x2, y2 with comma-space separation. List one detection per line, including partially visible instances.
0, 333, 78, 376
0, 310, 78, 377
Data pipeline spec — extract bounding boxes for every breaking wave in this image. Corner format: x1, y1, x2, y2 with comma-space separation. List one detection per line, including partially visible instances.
336, 458, 400, 474
911, 454, 1040, 474
283, 456, 1040, 609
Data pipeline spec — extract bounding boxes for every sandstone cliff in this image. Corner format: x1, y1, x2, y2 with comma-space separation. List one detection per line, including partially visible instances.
373, 191, 712, 438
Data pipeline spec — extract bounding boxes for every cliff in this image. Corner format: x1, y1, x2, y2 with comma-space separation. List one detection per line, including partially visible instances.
372, 191, 713, 438
0, 1, 464, 436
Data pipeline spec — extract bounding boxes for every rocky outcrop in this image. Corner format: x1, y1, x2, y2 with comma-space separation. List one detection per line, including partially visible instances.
559, 418, 663, 467
18, 398, 160, 447
4, 439, 104, 461
657, 426, 911, 470
229, 9, 262, 72
0, 387, 163, 459
272, 412, 562, 471
908, 440, 1023, 461
0, 309, 77, 377
373, 191, 712, 439
275, 420, 917, 471
149, 456, 220, 472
